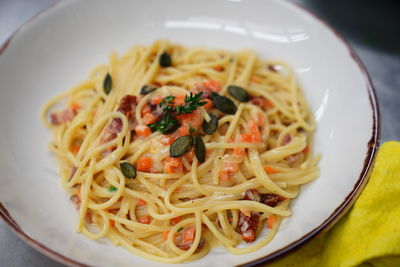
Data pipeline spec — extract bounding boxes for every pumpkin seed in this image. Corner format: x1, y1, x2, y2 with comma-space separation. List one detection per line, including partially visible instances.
228, 85, 249, 102
194, 135, 206, 163
120, 162, 136, 179
140, 85, 157, 95
170, 135, 193, 158
202, 113, 218, 135
212, 94, 237, 114
159, 52, 172, 67
161, 120, 180, 134
103, 73, 112, 95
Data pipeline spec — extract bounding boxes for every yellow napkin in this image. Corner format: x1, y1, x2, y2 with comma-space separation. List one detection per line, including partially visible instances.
268, 141, 400, 267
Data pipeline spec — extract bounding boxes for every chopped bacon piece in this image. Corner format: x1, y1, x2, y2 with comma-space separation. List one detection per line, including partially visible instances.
100, 95, 137, 144
116, 95, 137, 116
50, 107, 77, 125
283, 134, 292, 145
239, 190, 284, 242
70, 194, 80, 208
260, 194, 282, 207
239, 211, 259, 243
243, 189, 261, 202
268, 64, 278, 72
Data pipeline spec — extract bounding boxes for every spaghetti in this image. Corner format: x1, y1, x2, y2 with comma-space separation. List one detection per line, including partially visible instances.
41, 40, 319, 263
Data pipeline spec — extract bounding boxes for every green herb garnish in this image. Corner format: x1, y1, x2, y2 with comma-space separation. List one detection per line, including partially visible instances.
177, 227, 184, 232
108, 186, 117, 192
149, 112, 180, 134
175, 92, 207, 114
148, 93, 207, 134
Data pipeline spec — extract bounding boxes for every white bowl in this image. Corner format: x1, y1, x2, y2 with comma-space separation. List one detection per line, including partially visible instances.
0, 0, 379, 266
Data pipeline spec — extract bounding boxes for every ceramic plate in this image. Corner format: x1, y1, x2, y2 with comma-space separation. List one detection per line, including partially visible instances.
0, 0, 379, 266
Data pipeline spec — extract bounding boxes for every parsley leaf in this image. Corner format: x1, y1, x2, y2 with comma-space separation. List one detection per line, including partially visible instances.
148, 92, 206, 134
175, 92, 207, 114
108, 186, 117, 192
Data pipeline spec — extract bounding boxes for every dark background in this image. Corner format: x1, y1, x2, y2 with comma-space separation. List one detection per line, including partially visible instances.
0, 0, 399, 266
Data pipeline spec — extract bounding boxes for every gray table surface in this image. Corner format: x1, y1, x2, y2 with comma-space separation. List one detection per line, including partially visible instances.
1, 0, 399, 266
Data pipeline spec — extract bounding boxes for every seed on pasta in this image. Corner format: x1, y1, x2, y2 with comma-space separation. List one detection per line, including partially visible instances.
159, 52, 172, 67
194, 135, 206, 163
140, 85, 158, 95
202, 113, 218, 135
228, 85, 249, 102
212, 94, 237, 114
103, 73, 112, 95
120, 162, 136, 179
170, 135, 193, 157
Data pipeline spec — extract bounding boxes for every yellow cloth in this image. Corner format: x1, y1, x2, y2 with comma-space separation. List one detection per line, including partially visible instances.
268, 141, 400, 267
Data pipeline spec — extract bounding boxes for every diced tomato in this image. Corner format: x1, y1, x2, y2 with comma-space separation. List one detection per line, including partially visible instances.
248, 120, 261, 143
136, 199, 147, 206
109, 219, 115, 227
70, 103, 81, 111
141, 104, 151, 116
137, 156, 153, 172
178, 126, 191, 137
233, 147, 245, 157
173, 187, 183, 193
171, 216, 183, 225
151, 95, 164, 105
257, 112, 264, 126
138, 215, 151, 224
264, 99, 274, 108
241, 133, 252, 143
162, 231, 170, 241
182, 226, 195, 243
177, 109, 202, 129
219, 170, 231, 182
76, 187, 81, 201
142, 113, 157, 124
108, 209, 119, 214
213, 66, 224, 72
184, 148, 194, 162
193, 79, 222, 98
205, 79, 221, 92
164, 156, 183, 174
250, 75, 262, 84
71, 144, 81, 155
173, 95, 185, 106
263, 165, 281, 174
251, 97, 273, 110
223, 160, 239, 172
267, 215, 277, 229
135, 124, 151, 137
203, 98, 213, 111
161, 135, 174, 146
166, 156, 181, 167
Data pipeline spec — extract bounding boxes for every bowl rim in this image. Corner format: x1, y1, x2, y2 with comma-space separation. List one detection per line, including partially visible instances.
0, 0, 380, 266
